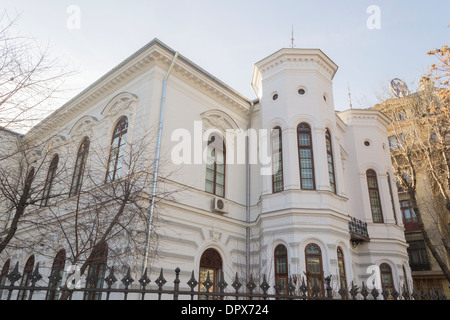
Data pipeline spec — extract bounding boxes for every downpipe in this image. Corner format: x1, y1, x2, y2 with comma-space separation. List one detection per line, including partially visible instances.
142, 51, 179, 273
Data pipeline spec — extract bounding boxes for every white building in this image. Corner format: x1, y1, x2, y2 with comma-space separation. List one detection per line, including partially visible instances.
0, 39, 411, 299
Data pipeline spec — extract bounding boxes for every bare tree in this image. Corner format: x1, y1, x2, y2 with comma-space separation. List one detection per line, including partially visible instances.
0, 12, 74, 133
1, 125, 182, 297
374, 85, 450, 283
0, 130, 73, 254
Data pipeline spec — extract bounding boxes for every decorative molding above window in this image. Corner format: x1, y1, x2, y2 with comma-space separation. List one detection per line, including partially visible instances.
101, 92, 138, 118
69, 115, 98, 139
200, 109, 240, 135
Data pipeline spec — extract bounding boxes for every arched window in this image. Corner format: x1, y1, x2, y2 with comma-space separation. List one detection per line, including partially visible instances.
0, 259, 10, 299
325, 129, 336, 193
205, 134, 226, 198
46, 249, 66, 300
17, 255, 34, 300
106, 117, 128, 183
337, 247, 348, 294
271, 127, 284, 193
366, 169, 383, 223
199, 248, 223, 300
21, 167, 34, 209
297, 123, 315, 190
84, 242, 108, 300
380, 263, 394, 293
386, 173, 398, 225
274, 245, 288, 294
70, 137, 90, 197
305, 243, 323, 295
41, 155, 59, 207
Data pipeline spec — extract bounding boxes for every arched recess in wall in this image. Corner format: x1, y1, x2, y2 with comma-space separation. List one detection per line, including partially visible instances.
198, 248, 223, 300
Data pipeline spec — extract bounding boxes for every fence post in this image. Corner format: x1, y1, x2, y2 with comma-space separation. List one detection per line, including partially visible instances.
173, 267, 180, 300
324, 276, 333, 299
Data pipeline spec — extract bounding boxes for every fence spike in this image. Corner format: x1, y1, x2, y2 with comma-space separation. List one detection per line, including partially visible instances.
187, 270, 198, 291
121, 266, 134, 289
260, 274, 270, 296
360, 281, 369, 300
29, 262, 43, 286
231, 272, 241, 293
155, 268, 167, 290
246, 274, 256, 296
7, 261, 21, 284
299, 277, 308, 297
48, 266, 62, 288
218, 271, 228, 292
138, 267, 151, 288
371, 286, 379, 300
349, 281, 359, 300
104, 266, 118, 288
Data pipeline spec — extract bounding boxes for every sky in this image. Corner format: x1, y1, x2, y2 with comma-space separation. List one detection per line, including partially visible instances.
2, 0, 449, 115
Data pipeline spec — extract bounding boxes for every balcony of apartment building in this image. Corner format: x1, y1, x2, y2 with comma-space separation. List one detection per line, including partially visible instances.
400, 200, 421, 232
348, 217, 370, 247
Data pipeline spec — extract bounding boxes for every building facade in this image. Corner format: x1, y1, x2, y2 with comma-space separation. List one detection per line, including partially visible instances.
0, 39, 412, 299
372, 90, 450, 298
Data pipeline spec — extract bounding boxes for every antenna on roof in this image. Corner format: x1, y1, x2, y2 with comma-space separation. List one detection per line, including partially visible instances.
290, 25, 295, 48
348, 82, 353, 109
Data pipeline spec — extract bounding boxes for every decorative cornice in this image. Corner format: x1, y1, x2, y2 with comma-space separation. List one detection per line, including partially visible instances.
25, 39, 252, 140
337, 109, 391, 128
252, 48, 339, 91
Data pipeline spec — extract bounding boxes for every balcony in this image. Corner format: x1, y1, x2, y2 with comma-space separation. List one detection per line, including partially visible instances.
349, 217, 370, 246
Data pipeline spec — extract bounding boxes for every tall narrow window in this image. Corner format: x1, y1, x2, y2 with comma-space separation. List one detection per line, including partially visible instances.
380, 263, 394, 293
46, 249, 66, 300
41, 155, 59, 207
272, 127, 284, 193
0, 259, 10, 299
199, 248, 222, 300
297, 123, 315, 190
305, 243, 323, 295
21, 167, 34, 209
274, 245, 288, 294
106, 117, 128, 183
337, 247, 348, 294
325, 129, 336, 193
84, 242, 108, 300
387, 173, 398, 224
70, 137, 90, 197
366, 169, 383, 223
17, 255, 34, 300
205, 134, 226, 198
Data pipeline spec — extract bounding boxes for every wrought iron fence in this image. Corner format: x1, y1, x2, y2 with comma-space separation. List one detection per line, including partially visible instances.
0, 261, 447, 301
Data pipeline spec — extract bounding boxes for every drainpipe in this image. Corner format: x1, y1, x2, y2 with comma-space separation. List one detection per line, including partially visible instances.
245, 83, 258, 280
143, 51, 179, 274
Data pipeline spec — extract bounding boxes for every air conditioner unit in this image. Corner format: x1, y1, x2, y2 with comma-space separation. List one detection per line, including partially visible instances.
212, 197, 228, 214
